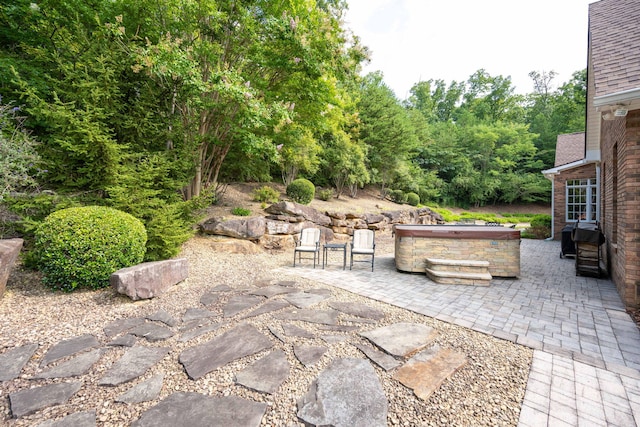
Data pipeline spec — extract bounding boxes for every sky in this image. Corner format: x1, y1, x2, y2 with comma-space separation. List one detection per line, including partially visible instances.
344, 0, 594, 100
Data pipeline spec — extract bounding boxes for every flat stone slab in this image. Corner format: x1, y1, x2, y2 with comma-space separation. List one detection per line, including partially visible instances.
294, 345, 327, 367
108, 334, 138, 347
9, 381, 82, 418
360, 323, 436, 357
178, 322, 223, 343
41, 334, 100, 366
285, 291, 330, 308
117, 374, 164, 404
182, 307, 216, 322
282, 323, 314, 338
35, 410, 96, 427
179, 323, 273, 380
240, 299, 291, 319
35, 349, 104, 379
355, 343, 401, 371
146, 309, 177, 327
132, 392, 267, 427
199, 291, 220, 306
393, 346, 467, 400
249, 284, 298, 298
268, 326, 286, 343
223, 295, 264, 317
129, 323, 175, 342
297, 358, 387, 427
99, 346, 170, 386
276, 309, 339, 325
329, 301, 385, 321
111, 257, 188, 301
235, 349, 290, 394
104, 317, 146, 337
0, 343, 38, 381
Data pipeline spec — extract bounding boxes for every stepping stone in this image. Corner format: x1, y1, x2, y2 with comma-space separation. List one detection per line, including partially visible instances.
129, 323, 174, 342
104, 317, 146, 338
393, 346, 467, 400
35, 410, 96, 427
99, 346, 170, 386
307, 288, 332, 296
179, 318, 213, 332
355, 343, 401, 372
282, 323, 314, 338
249, 284, 298, 298
146, 309, 177, 327
322, 335, 348, 344
360, 323, 436, 357
297, 358, 387, 427
0, 343, 38, 381
284, 291, 329, 309
116, 374, 164, 404
34, 349, 104, 379
317, 324, 361, 332
268, 326, 286, 343
235, 350, 290, 394
294, 345, 327, 367
240, 300, 290, 319
9, 381, 82, 418
41, 334, 100, 366
199, 291, 220, 306
108, 334, 137, 347
329, 301, 385, 321
179, 323, 273, 380
209, 284, 232, 292
178, 322, 224, 343
222, 295, 264, 318
277, 280, 297, 287
276, 309, 339, 325
182, 308, 216, 322
132, 393, 267, 427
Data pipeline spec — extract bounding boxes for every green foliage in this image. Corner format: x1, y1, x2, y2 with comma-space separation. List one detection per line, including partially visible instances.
33, 206, 146, 291
522, 214, 552, 239
530, 214, 552, 228
317, 188, 333, 201
0, 103, 42, 200
389, 189, 407, 204
232, 207, 251, 216
252, 186, 280, 203
406, 192, 420, 206
286, 178, 315, 205
430, 207, 460, 223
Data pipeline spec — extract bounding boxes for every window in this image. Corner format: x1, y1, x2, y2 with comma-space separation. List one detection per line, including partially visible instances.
566, 178, 597, 222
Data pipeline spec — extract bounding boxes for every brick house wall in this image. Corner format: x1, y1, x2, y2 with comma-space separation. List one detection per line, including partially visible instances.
600, 109, 640, 307
551, 164, 597, 241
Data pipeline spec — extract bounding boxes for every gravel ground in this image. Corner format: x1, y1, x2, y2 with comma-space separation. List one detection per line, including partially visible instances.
0, 232, 533, 426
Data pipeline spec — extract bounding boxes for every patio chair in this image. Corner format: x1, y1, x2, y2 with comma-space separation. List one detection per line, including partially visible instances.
293, 228, 321, 268
350, 229, 375, 271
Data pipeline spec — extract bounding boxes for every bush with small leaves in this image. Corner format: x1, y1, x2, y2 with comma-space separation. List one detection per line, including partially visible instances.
389, 189, 407, 204
406, 192, 420, 206
252, 185, 280, 203
232, 207, 251, 216
317, 188, 333, 201
33, 206, 147, 291
286, 178, 315, 205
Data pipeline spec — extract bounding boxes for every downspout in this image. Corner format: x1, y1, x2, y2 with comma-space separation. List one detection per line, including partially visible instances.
596, 162, 601, 225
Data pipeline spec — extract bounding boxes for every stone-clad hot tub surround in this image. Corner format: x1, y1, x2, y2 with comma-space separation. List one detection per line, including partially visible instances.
393, 225, 521, 278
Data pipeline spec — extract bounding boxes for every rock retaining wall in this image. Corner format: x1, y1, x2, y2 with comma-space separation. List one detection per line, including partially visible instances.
200, 201, 444, 249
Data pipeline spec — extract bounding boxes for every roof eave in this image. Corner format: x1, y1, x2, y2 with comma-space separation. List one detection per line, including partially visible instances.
593, 87, 640, 107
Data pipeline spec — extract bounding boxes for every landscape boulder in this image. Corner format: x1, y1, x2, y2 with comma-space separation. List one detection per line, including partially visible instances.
200, 217, 266, 241
265, 202, 331, 226
0, 238, 23, 298
111, 258, 188, 301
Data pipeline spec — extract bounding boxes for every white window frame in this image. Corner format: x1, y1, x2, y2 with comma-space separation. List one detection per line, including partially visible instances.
565, 178, 598, 223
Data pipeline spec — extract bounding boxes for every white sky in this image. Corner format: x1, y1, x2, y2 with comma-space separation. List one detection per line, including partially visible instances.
344, 0, 594, 99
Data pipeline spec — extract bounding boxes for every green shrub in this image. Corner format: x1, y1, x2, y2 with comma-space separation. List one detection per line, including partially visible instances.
252, 185, 280, 203
530, 214, 552, 228
389, 189, 407, 204
431, 207, 460, 223
406, 192, 420, 206
33, 206, 147, 291
232, 207, 251, 216
286, 178, 315, 205
317, 188, 333, 201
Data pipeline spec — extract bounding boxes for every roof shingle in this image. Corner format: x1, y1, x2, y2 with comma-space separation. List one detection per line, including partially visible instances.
554, 132, 585, 167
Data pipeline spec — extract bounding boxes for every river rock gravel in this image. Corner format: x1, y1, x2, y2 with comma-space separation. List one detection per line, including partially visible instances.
0, 232, 532, 426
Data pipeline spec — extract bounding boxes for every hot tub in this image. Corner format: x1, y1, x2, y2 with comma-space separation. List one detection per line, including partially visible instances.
394, 225, 521, 277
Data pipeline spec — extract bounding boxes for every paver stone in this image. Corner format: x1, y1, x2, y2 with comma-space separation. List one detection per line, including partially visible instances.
9, 382, 82, 418
35, 349, 104, 379
329, 301, 385, 321
355, 343, 401, 371
117, 374, 165, 404
35, 410, 96, 427
223, 295, 264, 317
235, 349, 290, 393
240, 300, 291, 319
285, 291, 330, 308
276, 309, 339, 325
294, 345, 327, 367
99, 346, 169, 386
40, 334, 99, 366
0, 343, 38, 381
146, 309, 177, 327
128, 323, 174, 342
360, 323, 436, 357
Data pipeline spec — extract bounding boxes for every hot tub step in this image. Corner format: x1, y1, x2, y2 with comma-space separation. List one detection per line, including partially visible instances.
425, 258, 492, 286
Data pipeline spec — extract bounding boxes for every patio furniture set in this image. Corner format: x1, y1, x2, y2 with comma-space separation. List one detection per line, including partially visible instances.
293, 228, 376, 271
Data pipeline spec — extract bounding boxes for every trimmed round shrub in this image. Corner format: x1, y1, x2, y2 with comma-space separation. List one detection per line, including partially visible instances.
34, 206, 147, 291
317, 188, 333, 201
389, 189, 407, 204
286, 178, 315, 205
252, 185, 280, 203
406, 192, 420, 206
